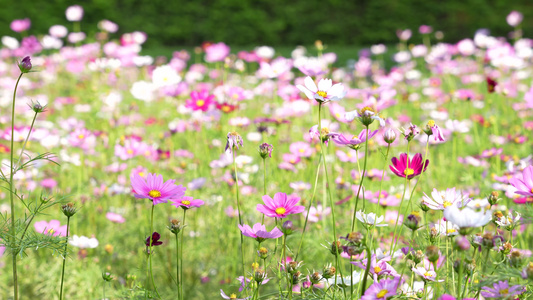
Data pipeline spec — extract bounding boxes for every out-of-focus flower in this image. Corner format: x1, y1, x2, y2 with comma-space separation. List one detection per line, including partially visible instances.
443, 206, 491, 229
170, 196, 204, 210
34, 220, 67, 237
66, 5, 84, 22
10, 18, 31, 32
296, 76, 345, 103
481, 280, 523, 298
238, 223, 283, 243
509, 166, 533, 197
69, 235, 99, 248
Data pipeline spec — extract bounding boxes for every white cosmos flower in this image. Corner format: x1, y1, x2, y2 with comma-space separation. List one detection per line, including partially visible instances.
296, 76, 345, 103
152, 65, 182, 88
422, 187, 471, 211
69, 235, 98, 249
431, 218, 460, 236
495, 211, 521, 230
356, 210, 387, 227
130, 81, 156, 102
443, 206, 491, 229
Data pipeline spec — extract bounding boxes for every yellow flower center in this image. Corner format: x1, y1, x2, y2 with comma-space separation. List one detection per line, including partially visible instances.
374, 266, 382, 273
427, 120, 435, 127
447, 229, 456, 234
361, 106, 375, 114
232, 93, 239, 99
404, 168, 415, 176
376, 289, 388, 298
127, 149, 134, 154
196, 99, 205, 107
290, 159, 296, 164
321, 127, 330, 135
78, 134, 85, 139
531, 188, 533, 193
222, 106, 231, 112
182, 200, 191, 205
299, 148, 305, 153
148, 190, 161, 198
230, 294, 237, 299
500, 288, 509, 295
317, 91, 327, 98
424, 272, 433, 277
443, 201, 452, 208
275, 207, 286, 215
47, 229, 55, 234
230, 131, 239, 136
138, 172, 145, 177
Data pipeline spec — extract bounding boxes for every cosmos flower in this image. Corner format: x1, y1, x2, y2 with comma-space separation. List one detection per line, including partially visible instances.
355, 210, 388, 227
443, 206, 491, 229
34, 220, 67, 237
170, 196, 204, 210
329, 129, 378, 150
145, 232, 163, 246
361, 277, 400, 300
69, 235, 99, 249
424, 120, 445, 142
345, 107, 385, 127
509, 166, 533, 197
238, 223, 283, 243
185, 89, 215, 112
412, 266, 443, 282
257, 192, 305, 218
225, 132, 244, 154
422, 188, 471, 210
389, 153, 429, 180
481, 280, 523, 298
220, 289, 250, 299
130, 173, 187, 205
296, 76, 345, 103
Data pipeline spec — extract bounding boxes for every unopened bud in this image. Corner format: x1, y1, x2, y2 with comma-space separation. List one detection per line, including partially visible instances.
322, 265, 336, 279
258, 247, 269, 259
102, 272, 113, 282
282, 220, 294, 235
510, 250, 523, 267
383, 128, 397, 144
330, 240, 342, 256
488, 191, 500, 206
18, 56, 32, 73
258, 143, 273, 159
425, 245, 440, 262
168, 219, 184, 235
61, 202, 77, 218
310, 272, 322, 284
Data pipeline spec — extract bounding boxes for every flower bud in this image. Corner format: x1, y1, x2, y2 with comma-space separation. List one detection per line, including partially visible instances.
488, 191, 500, 206
104, 244, 114, 254
343, 232, 364, 246
258, 247, 269, 259
322, 265, 336, 279
455, 236, 471, 251
383, 128, 396, 144
18, 56, 32, 73
258, 143, 273, 159
429, 228, 439, 244
413, 250, 425, 264
425, 245, 440, 263
502, 242, 513, 255
168, 219, 184, 235
360, 107, 377, 126
286, 261, 302, 274
102, 272, 113, 282
61, 202, 77, 218
291, 271, 301, 285
282, 220, 294, 236
29, 100, 46, 113
330, 240, 342, 256
310, 272, 322, 284
522, 262, 533, 280
419, 201, 430, 212
510, 250, 523, 267
254, 269, 267, 283
404, 214, 420, 231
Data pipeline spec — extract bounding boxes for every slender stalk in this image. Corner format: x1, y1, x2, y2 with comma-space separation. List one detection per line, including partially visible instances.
295, 156, 322, 260
9, 72, 23, 300
103, 281, 106, 300
317, 103, 339, 293
360, 246, 372, 297
351, 126, 370, 231
390, 141, 411, 254
232, 151, 246, 281
148, 204, 161, 298
59, 217, 70, 300
175, 233, 180, 299
180, 210, 187, 300
261, 158, 266, 225
376, 144, 391, 206
15, 111, 38, 169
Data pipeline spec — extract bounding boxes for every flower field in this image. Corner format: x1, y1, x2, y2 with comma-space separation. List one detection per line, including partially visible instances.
1, 6, 532, 300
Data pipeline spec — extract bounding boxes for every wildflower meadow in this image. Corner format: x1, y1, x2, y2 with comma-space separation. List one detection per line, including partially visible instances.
1, 5, 533, 300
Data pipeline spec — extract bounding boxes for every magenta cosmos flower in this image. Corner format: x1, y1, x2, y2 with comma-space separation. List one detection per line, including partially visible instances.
481, 280, 523, 298
185, 89, 214, 112
389, 153, 429, 180
296, 76, 346, 103
130, 173, 186, 205
170, 196, 204, 210
361, 277, 400, 300
257, 192, 305, 218
34, 220, 67, 237
238, 223, 283, 243
510, 165, 533, 197
329, 129, 378, 150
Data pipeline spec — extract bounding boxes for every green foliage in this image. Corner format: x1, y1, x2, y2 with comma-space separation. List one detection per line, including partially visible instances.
1, 0, 532, 47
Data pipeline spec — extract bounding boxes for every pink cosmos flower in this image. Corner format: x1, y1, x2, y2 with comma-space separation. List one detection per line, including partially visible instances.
130, 173, 186, 205
329, 129, 378, 150
509, 166, 533, 197
205, 42, 230, 62
10, 18, 31, 32
34, 220, 67, 237
389, 153, 429, 180
296, 76, 346, 103
225, 132, 243, 154
289, 141, 313, 157
257, 192, 305, 218
220, 289, 250, 300
238, 223, 283, 243
481, 280, 523, 298
361, 277, 400, 300
170, 196, 204, 210
185, 89, 214, 112
352, 255, 398, 280
106, 212, 125, 223
412, 266, 443, 282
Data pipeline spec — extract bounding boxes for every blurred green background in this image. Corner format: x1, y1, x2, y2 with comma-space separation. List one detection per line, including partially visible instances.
0, 0, 531, 48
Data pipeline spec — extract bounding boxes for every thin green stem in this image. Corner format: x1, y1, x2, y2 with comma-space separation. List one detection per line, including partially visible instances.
9, 72, 23, 300
390, 141, 411, 254
295, 155, 322, 260
360, 246, 372, 297
180, 209, 187, 300
262, 158, 266, 225
232, 151, 246, 282
351, 126, 370, 231
15, 111, 38, 169
317, 103, 339, 295
376, 144, 391, 206
175, 233, 180, 299
59, 217, 70, 300
148, 204, 161, 298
